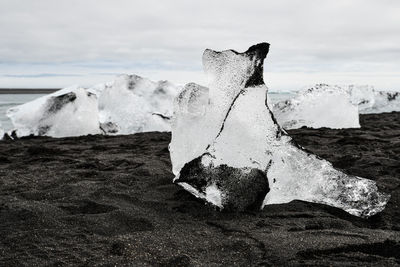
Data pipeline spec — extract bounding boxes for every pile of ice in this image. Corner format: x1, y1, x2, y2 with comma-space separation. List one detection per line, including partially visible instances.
6, 74, 179, 138
170, 43, 390, 217
272, 84, 360, 130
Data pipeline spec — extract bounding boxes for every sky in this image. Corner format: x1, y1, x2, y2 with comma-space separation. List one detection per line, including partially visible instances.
0, 0, 399, 91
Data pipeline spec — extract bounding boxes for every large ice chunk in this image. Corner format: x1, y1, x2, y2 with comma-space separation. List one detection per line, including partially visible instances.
97, 74, 178, 134
7, 86, 100, 138
346, 85, 400, 114
272, 84, 400, 119
6, 74, 180, 137
170, 43, 389, 217
272, 84, 360, 129
360, 90, 400, 114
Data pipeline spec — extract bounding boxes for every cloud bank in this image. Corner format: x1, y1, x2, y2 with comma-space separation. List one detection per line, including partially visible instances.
0, 0, 399, 90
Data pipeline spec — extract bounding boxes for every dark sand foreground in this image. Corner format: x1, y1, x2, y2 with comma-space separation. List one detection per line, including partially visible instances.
1, 113, 399, 266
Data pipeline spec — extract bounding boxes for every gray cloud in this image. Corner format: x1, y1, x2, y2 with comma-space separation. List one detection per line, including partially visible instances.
4, 73, 82, 78
0, 0, 399, 90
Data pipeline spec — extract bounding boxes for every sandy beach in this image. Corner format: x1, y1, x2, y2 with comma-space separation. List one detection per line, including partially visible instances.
0, 112, 399, 266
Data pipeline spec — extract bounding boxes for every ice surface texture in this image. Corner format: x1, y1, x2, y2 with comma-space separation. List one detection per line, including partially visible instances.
170, 43, 389, 217
273, 84, 360, 130
7, 74, 178, 138
96, 74, 176, 135
348, 85, 376, 111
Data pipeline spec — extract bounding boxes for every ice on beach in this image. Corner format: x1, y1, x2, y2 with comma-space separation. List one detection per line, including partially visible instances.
348, 85, 376, 111
7, 86, 100, 138
346, 85, 400, 114
96, 74, 177, 134
170, 43, 389, 217
272, 84, 360, 129
170, 82, 212, 174
360, 90, 400, 114
6, 74, 179, 137
272, 84, 400, 121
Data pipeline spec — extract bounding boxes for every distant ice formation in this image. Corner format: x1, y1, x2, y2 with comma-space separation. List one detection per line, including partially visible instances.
347, 85, 400, 114
7, 74, 179, 138
7, 86, 100, 138
272, 84, 360, 129
348, 85, 376, 111
349, 85, 400, 114
96, 74, 176, 134
170, 43, 390, 217
360, 90, 400, 114
272, 84, 400, 128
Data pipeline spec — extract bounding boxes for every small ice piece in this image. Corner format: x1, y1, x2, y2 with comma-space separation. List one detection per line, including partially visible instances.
272, 84, 360, 129
205, 183, 223, 208
97, 74, 178, 134
170, 43, 390, 217
361, 90, 400, 114
7, 87, 100, 138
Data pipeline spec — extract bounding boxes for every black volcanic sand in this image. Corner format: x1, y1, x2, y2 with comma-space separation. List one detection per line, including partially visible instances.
1, 113, 400, 266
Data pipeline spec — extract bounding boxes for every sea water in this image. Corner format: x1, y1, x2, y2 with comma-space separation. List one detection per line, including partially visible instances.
0, 92, 294, 133
0, 94, 47, 132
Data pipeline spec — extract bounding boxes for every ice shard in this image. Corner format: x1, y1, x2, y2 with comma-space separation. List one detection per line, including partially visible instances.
170, 43, 390, 217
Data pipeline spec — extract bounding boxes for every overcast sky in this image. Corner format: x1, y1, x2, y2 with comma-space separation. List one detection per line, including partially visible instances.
0, 0, 399, 91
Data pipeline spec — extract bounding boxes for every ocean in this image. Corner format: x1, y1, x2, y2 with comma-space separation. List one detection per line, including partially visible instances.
0, 91, 294, 132
0, 94, 47, 131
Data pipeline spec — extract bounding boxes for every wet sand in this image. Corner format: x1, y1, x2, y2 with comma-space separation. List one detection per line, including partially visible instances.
0, 113, 399, 266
